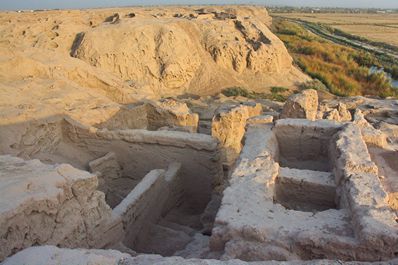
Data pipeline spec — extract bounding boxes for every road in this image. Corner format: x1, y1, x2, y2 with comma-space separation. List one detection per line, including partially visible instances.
275, 16, 398, 61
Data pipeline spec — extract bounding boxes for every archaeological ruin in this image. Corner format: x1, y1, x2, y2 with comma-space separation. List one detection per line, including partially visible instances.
0, 88, 397, 265
0, 5, 397, 265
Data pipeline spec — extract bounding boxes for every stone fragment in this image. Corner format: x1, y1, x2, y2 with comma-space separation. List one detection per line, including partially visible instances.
325, 103, 352, 122
353, 109, 388, 148
281, 89, 318, 121
246, 115, 273, 125
147, 99, 199, 132
325, 109, 340, 121
211, 103, 262, 165
337, 103, 352, 121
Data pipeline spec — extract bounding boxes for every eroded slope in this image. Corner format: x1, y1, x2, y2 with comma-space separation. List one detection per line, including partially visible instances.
0, 6, 308, 128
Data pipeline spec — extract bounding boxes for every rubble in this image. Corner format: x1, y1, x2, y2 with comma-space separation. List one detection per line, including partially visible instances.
281, 89, 318, 121
353, 109, 388, 148
146, 99, 199, 132
324, 103, 352, 122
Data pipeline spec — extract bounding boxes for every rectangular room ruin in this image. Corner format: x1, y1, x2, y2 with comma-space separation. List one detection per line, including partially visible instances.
0, 116, 223, 259
211, 119, 398, 262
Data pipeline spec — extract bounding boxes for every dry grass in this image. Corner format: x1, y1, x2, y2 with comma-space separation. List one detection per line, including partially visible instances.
271, 18, 397, 98
272, 13, 398, 46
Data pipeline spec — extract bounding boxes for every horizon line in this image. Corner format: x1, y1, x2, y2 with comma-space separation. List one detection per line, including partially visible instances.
1, 3, 397, 12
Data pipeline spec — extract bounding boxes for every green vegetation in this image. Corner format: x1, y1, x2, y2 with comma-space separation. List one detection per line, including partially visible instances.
271, 18, 397, 98
221, 87, 252, 98
299, 79, 328, 91
271, 86, 289, 94
387, 65, 398, 79
221, 87, 288, 102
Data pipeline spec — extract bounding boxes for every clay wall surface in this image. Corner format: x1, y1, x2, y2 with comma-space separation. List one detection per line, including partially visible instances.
0, 155, 122, 261
274, 119, 341, 171
95, 104, 149, 130
112, 165, 182, 249
211, 103, 262, 166
0, 117, 222, 210
88, 152, 126, 208
330, 124, 398, 256
67, 122, 222, 209
274, 167, 337, 211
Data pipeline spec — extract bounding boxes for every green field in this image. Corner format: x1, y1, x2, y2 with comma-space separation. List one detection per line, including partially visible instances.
270, 17, 398, 98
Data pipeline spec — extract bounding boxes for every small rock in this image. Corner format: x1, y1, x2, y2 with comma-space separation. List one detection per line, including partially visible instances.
247, 115, 273, 125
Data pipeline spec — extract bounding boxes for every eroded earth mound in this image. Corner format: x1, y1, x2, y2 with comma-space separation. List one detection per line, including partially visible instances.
0, 6, 307, 129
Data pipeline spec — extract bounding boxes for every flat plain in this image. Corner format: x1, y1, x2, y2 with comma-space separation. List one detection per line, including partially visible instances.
271, 13, 398, 47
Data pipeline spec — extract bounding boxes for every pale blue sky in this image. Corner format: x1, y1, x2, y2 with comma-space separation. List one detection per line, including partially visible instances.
0, 1, 397, 10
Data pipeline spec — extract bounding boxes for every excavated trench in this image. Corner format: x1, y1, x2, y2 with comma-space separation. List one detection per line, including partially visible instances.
368, 145, 398, 212
273, 121, 339, 212
0, 116, 223, 257
2, 116, 398, 262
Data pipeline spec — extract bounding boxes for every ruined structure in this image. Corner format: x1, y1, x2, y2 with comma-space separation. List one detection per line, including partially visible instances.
0, 116, 223, 260
1, 88, 397, 264
281, 89, 318, 121
211, 119, 397, 261
0, 4, 397, 265
212, 102, 262, 166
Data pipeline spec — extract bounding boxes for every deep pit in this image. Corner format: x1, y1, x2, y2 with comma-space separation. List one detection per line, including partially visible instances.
274, 119, 340, 171
273, 119, 340, 212
275, 167, 337, 212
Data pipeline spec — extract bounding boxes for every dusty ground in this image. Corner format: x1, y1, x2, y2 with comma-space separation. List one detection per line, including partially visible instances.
272, 13, 398, 46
